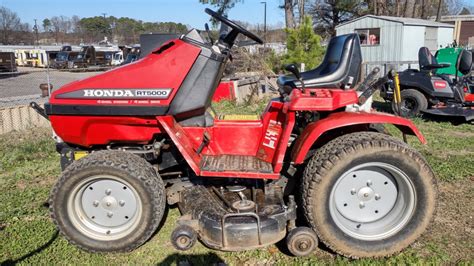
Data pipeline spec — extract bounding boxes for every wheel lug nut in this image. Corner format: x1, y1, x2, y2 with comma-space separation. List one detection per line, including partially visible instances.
367, 180, 372, 186
375, 194, 381, 200
105, 189, 112, 195
119, 200, 125, 207
93, 200, 99, 207
359, 202, 365, 209
350, 188, 356, 195
107, 212, 113, 217
364, 193, 369, 197
106, 202, 111, 206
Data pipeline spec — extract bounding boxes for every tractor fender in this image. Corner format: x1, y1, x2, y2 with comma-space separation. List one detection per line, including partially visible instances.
291, 111, 426, 164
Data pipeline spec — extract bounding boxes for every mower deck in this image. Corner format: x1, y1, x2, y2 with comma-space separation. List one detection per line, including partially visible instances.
177, 184, 295, 251
422, 107, 474, 122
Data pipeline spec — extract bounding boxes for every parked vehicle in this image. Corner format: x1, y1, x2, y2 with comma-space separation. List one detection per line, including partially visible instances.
52, 48, 79, 69
14, 49, 29, 66
26, 49, 52, 68
32, 9, 436, 258
0, 52, 17, 72
122, 45, 140, 64
381, 47, 473, 122
70, 45, 96, 68
111, 51, 124, 66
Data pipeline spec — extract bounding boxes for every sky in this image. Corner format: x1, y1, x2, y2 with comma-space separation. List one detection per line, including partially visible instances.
0, 0, 286, 29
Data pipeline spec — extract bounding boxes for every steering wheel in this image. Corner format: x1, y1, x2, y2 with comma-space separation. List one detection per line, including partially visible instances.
205, 8, 263, 45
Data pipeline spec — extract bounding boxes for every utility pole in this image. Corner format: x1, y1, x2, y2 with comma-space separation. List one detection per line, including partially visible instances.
33, 19, 39, 46
101, 13, 108, 40
260, 1, 267, 45
436, 0, 443, 21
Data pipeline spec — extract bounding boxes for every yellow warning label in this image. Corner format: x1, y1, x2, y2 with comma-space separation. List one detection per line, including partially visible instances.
74, 151, 89, 160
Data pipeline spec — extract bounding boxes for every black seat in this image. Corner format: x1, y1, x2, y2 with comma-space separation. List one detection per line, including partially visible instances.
419, 47, 450, 71
278, 33, 362, 90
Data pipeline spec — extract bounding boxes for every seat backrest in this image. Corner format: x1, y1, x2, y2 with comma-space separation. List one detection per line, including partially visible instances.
321, 35, 354, 75
301, 33, 362, 88
456, 49, 472, 76
419, 47, 438, 70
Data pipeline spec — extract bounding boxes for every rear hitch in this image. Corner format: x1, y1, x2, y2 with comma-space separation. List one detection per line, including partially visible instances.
30, 102, 49, 120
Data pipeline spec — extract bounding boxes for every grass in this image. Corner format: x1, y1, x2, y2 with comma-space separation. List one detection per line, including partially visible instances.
1, 100, 473, 265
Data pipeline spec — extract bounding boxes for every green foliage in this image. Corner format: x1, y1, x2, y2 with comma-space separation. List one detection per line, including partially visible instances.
42, 18, 51, 32
199, 0, 243, 27
79, 16, 112, 38
199, 0, 243, 14
265, 50, 285, 74
282, 16, 324, 70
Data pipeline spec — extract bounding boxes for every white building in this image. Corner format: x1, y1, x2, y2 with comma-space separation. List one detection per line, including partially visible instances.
336, 15, 455, 68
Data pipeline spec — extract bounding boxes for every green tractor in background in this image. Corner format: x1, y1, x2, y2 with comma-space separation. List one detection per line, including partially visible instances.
436, 47, 473, 77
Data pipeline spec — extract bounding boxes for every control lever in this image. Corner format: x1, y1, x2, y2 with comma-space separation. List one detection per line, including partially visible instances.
196, 131, 210, 155
358, 67, 389, 105
285, 64, 305, 93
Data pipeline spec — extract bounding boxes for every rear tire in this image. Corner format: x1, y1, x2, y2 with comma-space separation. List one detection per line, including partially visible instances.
50, 150, 166, 252
301, 132, 437, 258
392, 89, 427, 117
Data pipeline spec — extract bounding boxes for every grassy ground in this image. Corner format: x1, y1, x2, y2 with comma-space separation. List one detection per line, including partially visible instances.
1, 99, 473, 265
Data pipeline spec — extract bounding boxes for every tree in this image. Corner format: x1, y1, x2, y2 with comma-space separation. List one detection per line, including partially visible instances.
283, 0, 296, 29
50, 16, 72, 43
309, 0, 367, 38
282, 16, 324, 69
42, 18, 51, 32
0, 6, 21, 44
199, 0, 243, 14
200, 0, 245, 28
79, 16, 112, 43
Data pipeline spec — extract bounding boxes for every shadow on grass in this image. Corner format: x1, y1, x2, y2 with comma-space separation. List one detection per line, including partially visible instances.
158, 252, 226, 266
1, 229, 59, 266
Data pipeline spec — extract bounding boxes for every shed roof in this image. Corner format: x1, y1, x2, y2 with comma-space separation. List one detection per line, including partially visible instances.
336, 15, 455, 28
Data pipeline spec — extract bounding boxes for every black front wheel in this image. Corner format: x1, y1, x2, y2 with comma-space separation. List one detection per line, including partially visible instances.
392, 89, 428, 117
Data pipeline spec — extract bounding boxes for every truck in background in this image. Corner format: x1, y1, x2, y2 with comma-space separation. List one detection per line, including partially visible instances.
0, 52, 17, 72
52, 46, 80, 69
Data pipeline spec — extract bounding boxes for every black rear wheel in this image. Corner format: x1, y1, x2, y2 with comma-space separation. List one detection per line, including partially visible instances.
301, 132, 437, 258
392, 89, 428, 117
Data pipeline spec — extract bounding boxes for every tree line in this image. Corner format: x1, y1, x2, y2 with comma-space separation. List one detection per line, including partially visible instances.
0, 6, 188, 45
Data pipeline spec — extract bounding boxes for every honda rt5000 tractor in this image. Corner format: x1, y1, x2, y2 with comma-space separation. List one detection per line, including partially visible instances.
33, 9, 437, 258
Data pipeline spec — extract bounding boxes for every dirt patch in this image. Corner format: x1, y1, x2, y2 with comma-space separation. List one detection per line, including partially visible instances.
414, 179, 474, 262
433, 150, 474, 159
450, 131, 474, 138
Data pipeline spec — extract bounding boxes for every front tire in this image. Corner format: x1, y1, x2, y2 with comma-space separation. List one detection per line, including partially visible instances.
392, 89, 428, 117
301, 132, 437, 258
50, 150, 166, 252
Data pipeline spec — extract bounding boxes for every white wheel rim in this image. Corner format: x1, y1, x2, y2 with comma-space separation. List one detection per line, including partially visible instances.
329, 162, 416, 241
67, 175, 142, 241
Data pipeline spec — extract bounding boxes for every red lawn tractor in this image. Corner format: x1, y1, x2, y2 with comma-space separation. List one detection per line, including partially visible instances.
32, 9, 437, 258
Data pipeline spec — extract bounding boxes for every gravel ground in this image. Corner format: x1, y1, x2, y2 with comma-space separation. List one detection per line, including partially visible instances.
0, 67, 99, 100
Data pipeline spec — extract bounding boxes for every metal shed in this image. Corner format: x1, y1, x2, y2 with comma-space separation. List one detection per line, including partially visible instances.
336, 15, 454, 70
